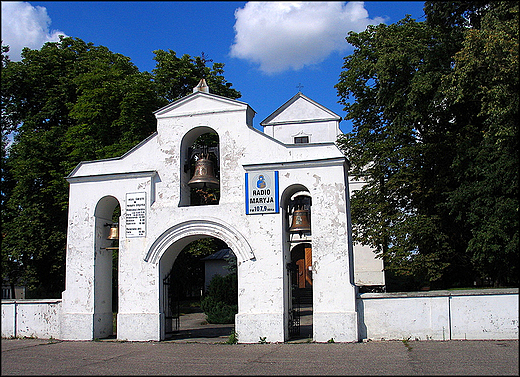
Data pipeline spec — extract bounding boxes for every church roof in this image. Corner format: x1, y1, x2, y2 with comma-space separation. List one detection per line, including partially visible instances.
201, 248, 233, 261
260, 92, 341, 127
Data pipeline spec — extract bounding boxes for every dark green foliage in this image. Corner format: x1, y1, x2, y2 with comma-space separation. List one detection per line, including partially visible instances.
185, 237, 227, 257
201, 297, 238, 324
336, 1, 518, 290
201, 273, 238, 324
441, 1, 519, 287
223, 253, 237, 274
152, 50, 240, 102
1, 37, 240, 297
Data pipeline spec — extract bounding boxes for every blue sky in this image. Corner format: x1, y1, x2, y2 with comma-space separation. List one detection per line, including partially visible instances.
2, 1, 426, 133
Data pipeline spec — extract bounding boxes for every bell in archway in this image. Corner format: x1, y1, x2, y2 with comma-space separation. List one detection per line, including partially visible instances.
289, 209, 311, 234
107, 223, 119, 240
188, 156, 219, 189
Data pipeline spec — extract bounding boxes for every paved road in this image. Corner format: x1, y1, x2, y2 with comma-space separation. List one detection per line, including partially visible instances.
2, 338, 518, 375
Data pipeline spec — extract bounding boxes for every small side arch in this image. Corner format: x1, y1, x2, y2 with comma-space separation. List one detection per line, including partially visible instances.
93, 195, 120, 339
145, 218, 255, 264
281, 184, 312, 231
94, 195, 120, 220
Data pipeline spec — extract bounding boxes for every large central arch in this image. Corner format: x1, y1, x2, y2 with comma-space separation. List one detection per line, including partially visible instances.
144, 218, 255, 264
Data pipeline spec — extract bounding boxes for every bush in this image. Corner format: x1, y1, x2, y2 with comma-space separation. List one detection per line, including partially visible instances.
201, 273, 237, 324
201, 298, 237, 324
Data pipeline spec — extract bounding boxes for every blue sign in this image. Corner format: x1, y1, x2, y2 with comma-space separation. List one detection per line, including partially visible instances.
245, 171, 279, 214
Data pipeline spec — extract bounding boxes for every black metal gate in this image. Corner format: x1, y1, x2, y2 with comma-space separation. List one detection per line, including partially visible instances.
163, 270, 180, 334
287, 262, 301, 337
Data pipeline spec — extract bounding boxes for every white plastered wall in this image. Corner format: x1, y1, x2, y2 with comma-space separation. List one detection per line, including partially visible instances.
348, 177, 385, 287
63, 91, 359, 342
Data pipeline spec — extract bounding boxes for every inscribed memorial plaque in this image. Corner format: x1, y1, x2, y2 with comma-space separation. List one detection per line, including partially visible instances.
126, 192, 146, 237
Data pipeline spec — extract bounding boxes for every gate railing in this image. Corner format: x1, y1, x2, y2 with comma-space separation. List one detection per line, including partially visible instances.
163, 270, 180, 334
287, 262, 301, 337
289, 286, 301, 337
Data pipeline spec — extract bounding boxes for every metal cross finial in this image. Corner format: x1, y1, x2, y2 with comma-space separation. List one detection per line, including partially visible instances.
201, 51, 213, 65
296, 83, 304, 92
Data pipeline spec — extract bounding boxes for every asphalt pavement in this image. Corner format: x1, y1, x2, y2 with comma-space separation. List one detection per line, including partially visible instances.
2, 337, 518, 375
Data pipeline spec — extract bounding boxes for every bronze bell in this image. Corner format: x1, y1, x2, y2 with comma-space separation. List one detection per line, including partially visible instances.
289, 209, 311, 234
188, 157, 219, 189
107, 223, 119, 240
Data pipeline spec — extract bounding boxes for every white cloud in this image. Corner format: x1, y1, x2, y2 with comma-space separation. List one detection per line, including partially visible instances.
230, 1, 385, 74
1, 1, 67, 61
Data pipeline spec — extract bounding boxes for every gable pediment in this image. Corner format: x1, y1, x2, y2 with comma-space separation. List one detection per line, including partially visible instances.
154, 91, 250, 119
261, 92, 340, 126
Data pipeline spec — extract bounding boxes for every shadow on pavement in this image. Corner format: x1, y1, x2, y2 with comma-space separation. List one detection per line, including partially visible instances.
165, 310, 235, 342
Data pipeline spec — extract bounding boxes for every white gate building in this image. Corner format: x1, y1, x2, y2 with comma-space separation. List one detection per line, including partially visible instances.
60, 81, 384, 343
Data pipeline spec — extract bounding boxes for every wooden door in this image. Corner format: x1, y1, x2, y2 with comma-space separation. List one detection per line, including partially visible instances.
292, 245, 312, 288
296, 257, 306, 288
304, 246, 312, 288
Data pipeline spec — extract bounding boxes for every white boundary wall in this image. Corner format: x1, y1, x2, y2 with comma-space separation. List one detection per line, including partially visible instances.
1, 299, 62, 339
357, 288, 518, 341
2, 289, 518, 341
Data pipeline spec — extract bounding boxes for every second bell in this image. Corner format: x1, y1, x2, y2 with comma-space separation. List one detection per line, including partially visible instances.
289, 209, 311, 234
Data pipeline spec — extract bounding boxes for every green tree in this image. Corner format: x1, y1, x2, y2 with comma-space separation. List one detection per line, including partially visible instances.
152, 50, 240, 102
441, 2, 519, 286
1, 46, 19, 298
336, 1, 518, 290
1, 37, 240, 297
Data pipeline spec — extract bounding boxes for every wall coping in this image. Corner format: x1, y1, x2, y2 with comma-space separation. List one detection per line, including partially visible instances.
3, 289, 517, 303
1, 299, 63, 304
358, 288, 518, 299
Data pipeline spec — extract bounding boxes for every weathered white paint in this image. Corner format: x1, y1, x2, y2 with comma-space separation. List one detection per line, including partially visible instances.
450, 291, 519, 340
0, 87, 376, 343
57, 88, 366, 343
1, 299, 62, 339
357, 288, 519, 341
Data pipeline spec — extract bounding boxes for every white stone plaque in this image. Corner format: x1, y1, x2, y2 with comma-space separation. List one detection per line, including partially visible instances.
245, 171, 279, 214
125, 192, 146, 237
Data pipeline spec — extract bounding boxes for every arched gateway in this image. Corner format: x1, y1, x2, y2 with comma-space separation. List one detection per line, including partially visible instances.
60, 81, 385, 343
145, 219, 254, 264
